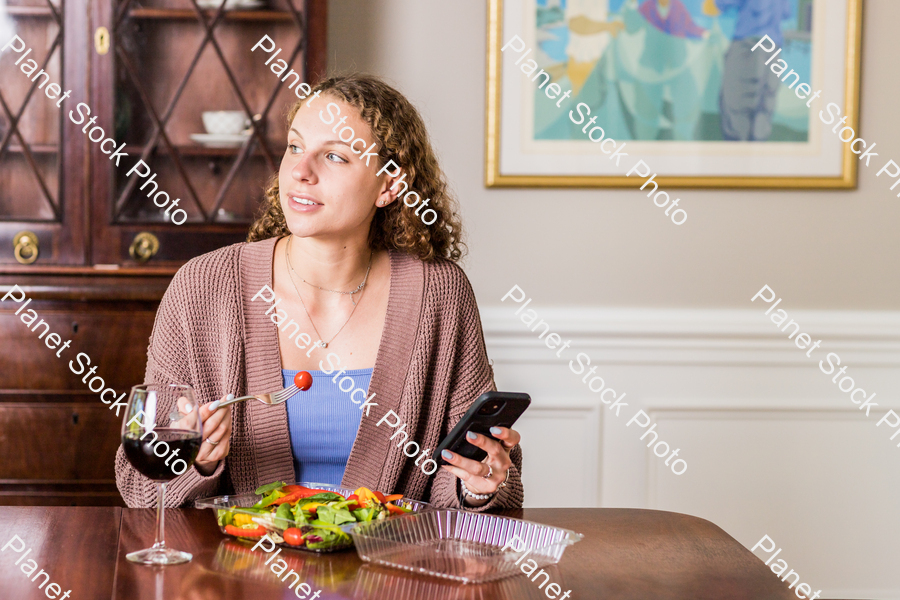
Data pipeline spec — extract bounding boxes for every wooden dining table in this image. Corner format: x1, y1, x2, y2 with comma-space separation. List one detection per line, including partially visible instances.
1, 506, 821, 600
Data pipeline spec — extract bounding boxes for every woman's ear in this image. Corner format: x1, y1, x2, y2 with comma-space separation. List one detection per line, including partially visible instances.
376, 171, 406, 207
375, 188, 394, 208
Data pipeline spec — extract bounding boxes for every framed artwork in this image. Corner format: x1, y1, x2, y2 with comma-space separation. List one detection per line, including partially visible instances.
486, 0, 863, 188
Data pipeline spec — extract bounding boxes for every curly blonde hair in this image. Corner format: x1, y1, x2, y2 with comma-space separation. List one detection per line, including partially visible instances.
247, 74, 464, 262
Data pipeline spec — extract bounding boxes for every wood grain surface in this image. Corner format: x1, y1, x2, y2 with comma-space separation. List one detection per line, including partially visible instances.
0, 507, 121, 600
0, 506, 829, 599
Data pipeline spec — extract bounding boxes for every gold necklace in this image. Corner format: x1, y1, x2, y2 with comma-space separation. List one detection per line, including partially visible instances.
283, 235, 371, 349
286, 235, 372, 306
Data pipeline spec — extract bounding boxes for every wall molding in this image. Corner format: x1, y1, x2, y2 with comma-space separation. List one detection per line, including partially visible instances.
481, 306, 900, 597
481, 306, 900, 366
643, 406, 877, 507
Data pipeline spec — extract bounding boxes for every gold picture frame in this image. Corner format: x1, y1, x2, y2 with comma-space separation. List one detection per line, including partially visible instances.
486, 0, 863, 189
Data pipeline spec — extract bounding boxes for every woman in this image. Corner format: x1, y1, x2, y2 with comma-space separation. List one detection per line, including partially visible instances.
115, 74, 524, 511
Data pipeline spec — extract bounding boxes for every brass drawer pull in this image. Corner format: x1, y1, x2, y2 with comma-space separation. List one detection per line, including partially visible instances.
129, 232, 159, 263
13, 231, 39, 264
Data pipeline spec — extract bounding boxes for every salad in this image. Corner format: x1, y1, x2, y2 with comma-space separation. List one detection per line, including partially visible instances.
216, 481, 412, 551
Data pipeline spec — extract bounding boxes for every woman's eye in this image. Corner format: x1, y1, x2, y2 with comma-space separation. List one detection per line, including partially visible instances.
287, 144, 302, 154
327, 152, 348, 164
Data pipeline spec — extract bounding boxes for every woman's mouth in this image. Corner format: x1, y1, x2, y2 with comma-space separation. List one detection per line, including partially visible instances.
287, 193, 323, 212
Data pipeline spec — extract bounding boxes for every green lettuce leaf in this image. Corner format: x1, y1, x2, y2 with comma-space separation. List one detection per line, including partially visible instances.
274, 502, 294, 529
216, 509, 234, 527
290, 503, 309, 526
253, 490, 284, 509
316, 505, 355, 526
351, 507, 376, 522
305, 528, 345, 549
254, 481, 287, 495
298, 492, 344, 503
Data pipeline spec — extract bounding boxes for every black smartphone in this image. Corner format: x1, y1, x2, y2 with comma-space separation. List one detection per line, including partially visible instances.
432, 391, 531, 465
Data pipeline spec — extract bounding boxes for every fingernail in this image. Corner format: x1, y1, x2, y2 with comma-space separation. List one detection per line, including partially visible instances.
490, 427, 502, 435
466, 431, 477, 441
208, 400, 221, 411
226, 394, 234, 401
183, 403, 193, 412
441, 450, 454, 460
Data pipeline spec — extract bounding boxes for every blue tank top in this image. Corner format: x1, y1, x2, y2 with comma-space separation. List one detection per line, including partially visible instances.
282, 368, 371, 486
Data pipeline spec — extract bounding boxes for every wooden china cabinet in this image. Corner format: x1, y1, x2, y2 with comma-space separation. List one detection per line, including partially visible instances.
0, 0, 325, 505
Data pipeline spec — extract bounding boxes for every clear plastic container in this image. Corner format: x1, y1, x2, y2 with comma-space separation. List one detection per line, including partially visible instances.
210, 538, 361, 587
351, 563, 567, 599
346, 509, 583, 583
195, 482, 432, 553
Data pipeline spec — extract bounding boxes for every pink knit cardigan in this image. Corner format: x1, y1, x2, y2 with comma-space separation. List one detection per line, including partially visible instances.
114, 237, 524, 511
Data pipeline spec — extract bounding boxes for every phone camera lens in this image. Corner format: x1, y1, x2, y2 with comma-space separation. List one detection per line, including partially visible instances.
477, 400, 505, 416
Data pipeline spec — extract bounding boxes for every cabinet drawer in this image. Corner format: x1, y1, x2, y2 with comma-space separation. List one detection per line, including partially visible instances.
0, 494, 124, 506
0, 485, 124, 506
0, 404, 122, 480
0, 306, 157, 390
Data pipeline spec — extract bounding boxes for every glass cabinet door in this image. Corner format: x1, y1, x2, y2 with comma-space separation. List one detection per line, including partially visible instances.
0, 0, 89, 266
90, 0, 318, 267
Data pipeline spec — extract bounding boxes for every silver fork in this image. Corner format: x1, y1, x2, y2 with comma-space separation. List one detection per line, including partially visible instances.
216, 384, 300, 408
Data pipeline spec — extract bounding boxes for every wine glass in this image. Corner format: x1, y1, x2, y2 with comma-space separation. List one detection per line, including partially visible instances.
121, 383, 203, 565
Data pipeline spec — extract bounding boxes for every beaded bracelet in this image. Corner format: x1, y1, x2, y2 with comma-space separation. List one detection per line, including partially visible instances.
460, 468, 511, 502
460, 479, 494, 501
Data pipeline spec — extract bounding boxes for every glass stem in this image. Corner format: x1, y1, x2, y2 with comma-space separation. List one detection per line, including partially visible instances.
152, 482, 166, 550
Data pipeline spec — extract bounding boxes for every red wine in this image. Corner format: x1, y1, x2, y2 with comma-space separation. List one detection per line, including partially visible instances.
123, 428, 202, 481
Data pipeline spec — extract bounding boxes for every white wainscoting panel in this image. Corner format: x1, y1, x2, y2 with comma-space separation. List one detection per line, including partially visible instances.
515, 399, 602, 508
481, 305, 900, 599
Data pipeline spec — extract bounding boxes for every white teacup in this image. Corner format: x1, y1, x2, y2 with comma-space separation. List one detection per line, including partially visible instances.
202, 111, 249, 135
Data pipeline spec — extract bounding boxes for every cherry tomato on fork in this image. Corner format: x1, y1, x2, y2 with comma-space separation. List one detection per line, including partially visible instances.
294, 371, 313, 391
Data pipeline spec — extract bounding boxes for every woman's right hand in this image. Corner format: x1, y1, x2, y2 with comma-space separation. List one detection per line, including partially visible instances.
176, 394, 233, 476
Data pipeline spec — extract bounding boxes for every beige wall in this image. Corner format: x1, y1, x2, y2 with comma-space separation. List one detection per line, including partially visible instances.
328, 0, 900, 310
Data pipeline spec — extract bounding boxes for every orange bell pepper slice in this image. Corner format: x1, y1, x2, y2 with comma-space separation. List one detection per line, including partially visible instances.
384, 494, 404, 502
280, 485, 342, 500
385, 503, 410, 515
353, 487, 377, 507
271, 491, 303, 505
225, 524, 267, 538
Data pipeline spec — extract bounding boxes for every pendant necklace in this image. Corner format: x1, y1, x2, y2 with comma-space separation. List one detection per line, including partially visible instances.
284, 235, 372, 349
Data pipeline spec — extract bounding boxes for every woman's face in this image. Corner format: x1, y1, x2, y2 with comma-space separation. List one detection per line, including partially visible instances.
278, 94, 388, 241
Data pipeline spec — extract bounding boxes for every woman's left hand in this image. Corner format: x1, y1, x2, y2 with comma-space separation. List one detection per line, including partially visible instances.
440, 426, 521, 505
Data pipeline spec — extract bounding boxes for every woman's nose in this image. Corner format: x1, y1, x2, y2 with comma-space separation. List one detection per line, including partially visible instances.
292, 153, 316, 182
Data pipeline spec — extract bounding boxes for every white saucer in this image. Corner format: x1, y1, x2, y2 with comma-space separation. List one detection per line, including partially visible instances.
196, 0, 265, 10
190, 133, 251, 148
